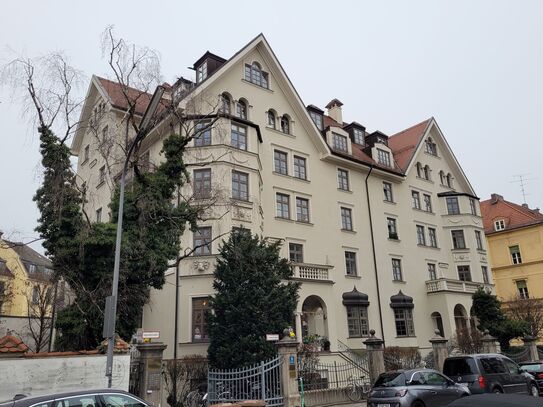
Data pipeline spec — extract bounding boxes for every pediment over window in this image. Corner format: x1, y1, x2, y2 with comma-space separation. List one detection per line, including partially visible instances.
342, 286, 369, 306
390, 290, 414, 309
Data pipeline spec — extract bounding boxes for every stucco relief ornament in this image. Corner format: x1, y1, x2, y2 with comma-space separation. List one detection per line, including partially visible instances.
193, 260, 210, 273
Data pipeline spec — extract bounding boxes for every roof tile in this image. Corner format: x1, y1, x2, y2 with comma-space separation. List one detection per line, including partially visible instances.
480, 195, 543, 234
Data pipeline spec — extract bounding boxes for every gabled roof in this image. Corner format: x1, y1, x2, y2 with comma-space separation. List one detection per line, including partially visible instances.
480, 194, 543, 234
388, 119, 432, 172
96, 77, 153, 116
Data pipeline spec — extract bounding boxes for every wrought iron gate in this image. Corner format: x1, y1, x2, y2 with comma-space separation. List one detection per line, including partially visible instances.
207, 356, 284, 407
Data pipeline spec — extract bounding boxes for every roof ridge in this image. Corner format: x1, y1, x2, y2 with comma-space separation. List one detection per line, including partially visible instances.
500, 199, 542, 220
389, 117, 432, 139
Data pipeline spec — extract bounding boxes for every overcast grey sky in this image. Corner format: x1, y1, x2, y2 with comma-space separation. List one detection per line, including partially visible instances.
1, 0, 542, 252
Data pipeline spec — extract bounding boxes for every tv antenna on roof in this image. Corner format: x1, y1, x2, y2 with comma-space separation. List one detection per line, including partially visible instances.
510, 174, 537, 205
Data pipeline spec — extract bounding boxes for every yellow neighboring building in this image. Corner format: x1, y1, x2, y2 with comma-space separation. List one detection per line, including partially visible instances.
480, 194, 543, 301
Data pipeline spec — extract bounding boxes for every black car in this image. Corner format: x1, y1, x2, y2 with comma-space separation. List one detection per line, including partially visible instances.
443, 353, 539, 396
519, 361, 543, 392
0, 390, 151, 407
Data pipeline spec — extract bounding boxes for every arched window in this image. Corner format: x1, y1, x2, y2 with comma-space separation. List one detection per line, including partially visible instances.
281, 115, 290, 134
446, 173, 453, 188
416, 162, 423, 178
236, 99, 247, 120
425, 137, 437, 155
424, 165, 431, 181
251, 62, 262, 86
267, 110, 276, 129
244, 62, 269, 88
431, 312, 444, 337
220, 93, 231, 115
439, 171, 445, 185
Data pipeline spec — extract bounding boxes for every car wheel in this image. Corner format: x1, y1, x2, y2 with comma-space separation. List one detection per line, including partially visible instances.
493, 387, 503, 394
411, 401, 425, 407
529, 383, 539, 397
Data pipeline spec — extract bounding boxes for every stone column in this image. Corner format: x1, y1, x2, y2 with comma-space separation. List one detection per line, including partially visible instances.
136, 342, 167, 407
364, 330, 385, 384
295, 312, 303, 344
481, 330, 499, 354
429, 330, 449, 373
275, 329, 300, 407
523, 335, 539, 362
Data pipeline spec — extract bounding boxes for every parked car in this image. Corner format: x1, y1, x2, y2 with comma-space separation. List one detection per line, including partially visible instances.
0, 389, 151, 407
443, 353, 539, 396
519, 360, 543, 393
367, 368, 470, 407
448, 393, 542, 407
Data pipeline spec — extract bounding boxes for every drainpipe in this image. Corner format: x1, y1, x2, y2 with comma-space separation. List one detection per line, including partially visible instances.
174, 188, 181, 360
365, 166, 385, 344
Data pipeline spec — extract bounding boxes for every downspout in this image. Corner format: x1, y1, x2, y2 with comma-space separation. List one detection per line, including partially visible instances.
174, 188, 181, 360
365, 166, 386, 344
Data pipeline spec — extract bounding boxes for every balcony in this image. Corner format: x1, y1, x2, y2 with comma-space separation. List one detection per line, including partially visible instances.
291, 263, 333, 283
426, 278, 493, 294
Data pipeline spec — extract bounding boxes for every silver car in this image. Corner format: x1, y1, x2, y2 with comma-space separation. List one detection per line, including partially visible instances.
368, 368, 470, 407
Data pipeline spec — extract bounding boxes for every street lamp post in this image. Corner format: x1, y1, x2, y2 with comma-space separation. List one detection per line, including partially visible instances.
104, 85, 165, 388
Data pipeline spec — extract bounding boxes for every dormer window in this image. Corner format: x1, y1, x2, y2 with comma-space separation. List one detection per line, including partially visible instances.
196, 61, 208, 83
376, 136, 387, 144
309, 111, 323, 130
377, 149, 391, 167
333, 133, 348, 152
353, 128, 365, 145
425, 137, 438, 156
236, 100, 248, 120
280, 115, 290, 134
494, 219, 505, 231
244, 62, 269, 89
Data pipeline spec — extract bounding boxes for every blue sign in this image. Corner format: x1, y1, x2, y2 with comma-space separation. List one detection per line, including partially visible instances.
289, 355, 295, 365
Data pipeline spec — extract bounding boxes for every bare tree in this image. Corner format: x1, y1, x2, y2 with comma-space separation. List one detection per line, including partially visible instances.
452, 327, 484, 354
25, 282, 54, 352
505, 295, 543, 339
162, 355, 208, 407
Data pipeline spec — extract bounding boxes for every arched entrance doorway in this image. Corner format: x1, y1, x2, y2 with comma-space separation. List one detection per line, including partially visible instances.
454, 304, 468, 333
301, 295, 328, 341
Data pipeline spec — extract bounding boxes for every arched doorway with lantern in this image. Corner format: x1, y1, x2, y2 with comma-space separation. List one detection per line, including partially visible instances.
300, 295, 328, 344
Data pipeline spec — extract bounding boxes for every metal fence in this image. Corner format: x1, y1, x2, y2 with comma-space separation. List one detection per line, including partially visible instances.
501, 347, 531, 363
207, 356, 283, 407
299, 359, 369, 391
128, 346, 142, 396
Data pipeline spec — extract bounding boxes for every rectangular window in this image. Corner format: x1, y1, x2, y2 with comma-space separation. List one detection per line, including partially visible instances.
296, 197, 310, 223
333, 133, 348, 152
469, 198, 477, 216
293, 156, 307, 180
193, 227, 212, 256
341, 207, 353, 231
494, 219, 505, 231
416, 225, 426, 246
423, 194, 432, 212
428, 263, 437, 280
457, 265, 472, 282
193, 169, 212, 199
194, 120, 212, 146
446, 197, 460, 215
387, 218, 398, 240
232, 171, 249, 201
192, 297, 210, 342
231, 124, 247, 150
99, 165, 106, 184
516, 280, 529, 299
345, 251, 357, 276
475, 230, 484, 250
428, 228, 438, 248
196, 61, 207, 83
451, 230, 466, 249
412, 191, 421, 209
383, 182, 393, 202
394, 308, 415, 337
84, 145, 90, 162
353, 128, 365, 145
309, 111, 323, 130
509, 245, 522, 264
96, 208, 102, 223
347, 305, 369, 337
289, 243, 304, 263
377, 149, 391, 167
274, 150, 288, 175
276, 193, 290, 219
482, 266, 489, 284
392, 258, 403, 281
337, 169, 349, 191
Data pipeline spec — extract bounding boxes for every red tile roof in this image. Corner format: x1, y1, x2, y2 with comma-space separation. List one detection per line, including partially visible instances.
480, 194, 543, 234
388, 119, 432, 172
97, 77, 154, 116
0, 335, 29, 354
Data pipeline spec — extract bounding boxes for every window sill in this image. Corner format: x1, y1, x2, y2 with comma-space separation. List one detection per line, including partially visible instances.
275, 216, 293, 223
392, 280, 406, 284
338, 188, 352, 193
267, 127, 295, 139
348, 335, 369, 339
452, 248, 469, 252
272, 171, 311, 183
241, 78, 273, 93
231, 198, 253, 207
345, 275, 361, 279
395, 335, 417, 339
413, 208, 435, 215
416, 176, 434, 184
424, 152, 440, 159
384, 200, 396, 205
341, 229, 356, 234
295, 220, 314, 226
388, 237, 401, 242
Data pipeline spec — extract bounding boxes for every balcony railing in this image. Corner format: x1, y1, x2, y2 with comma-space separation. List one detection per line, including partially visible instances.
426, 278, 493, 294
291, 263, 333, 282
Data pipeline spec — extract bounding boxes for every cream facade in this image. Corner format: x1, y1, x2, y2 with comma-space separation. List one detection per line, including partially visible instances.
72, 35, 492, 359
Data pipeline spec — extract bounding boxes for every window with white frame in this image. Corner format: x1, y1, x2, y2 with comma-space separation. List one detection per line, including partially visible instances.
425, 137, 437, 155
475, 230, 484, 250
341, 207, 353, 231
394, 308, 415, 337
353, 128, 365, 145
516, 280, 529, 299
412, 191, 421, 209
244, 62, 269, 88
469, 198, 478, 216
423, 194, 432, 212
276, 193, 290, 219
236, 100, 247, 119
293, 156, 307, 180
494, 219, 505, 231
428, 228, 438, 248
347, 305, 368, 337
457, 265, 472, 282
267, 111, 276, 129
196, 61, 208, 83
509, 245, 522, 264
416, 225, 426, 246
195, 120, 212, 146
333, 133, 348, 152
392, 258, 403, 281
387, 218, 398, 240
482, 266, 490, 284
309, 111, 323, 130
231, 124, 247, 150
446, 173, 453, 188
451, 230, 466, 249
377, 149, 391, 167
289, 243, 303, 263
193, 169, 212, 199
232, 171, 249, 201
280, 116, 290, 134
428, 263, 437, 280
446, 197, 460, 214
423, 165, 431, 180
274, 150, 288, 175
220, 93, 231, 114
296, 197, 310, 223
345, 251, 357, 276
193, 227, 212, 256
337, 169, 349, 191
383, 182, 394, 202
192, 297, 210, 342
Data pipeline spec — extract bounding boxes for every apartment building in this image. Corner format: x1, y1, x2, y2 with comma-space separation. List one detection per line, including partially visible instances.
71, 34, 491, 358
480, 194, 543, 301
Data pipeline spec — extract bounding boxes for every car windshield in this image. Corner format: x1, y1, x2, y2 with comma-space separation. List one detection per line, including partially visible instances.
443, 358, 477, 376
374, 372, 406, 387
521, 363, 543, 372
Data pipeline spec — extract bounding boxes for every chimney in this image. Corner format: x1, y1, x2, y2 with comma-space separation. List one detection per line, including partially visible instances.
325, 98, 343, 125
522, 203, 529, 208
491, 193, 503, 203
